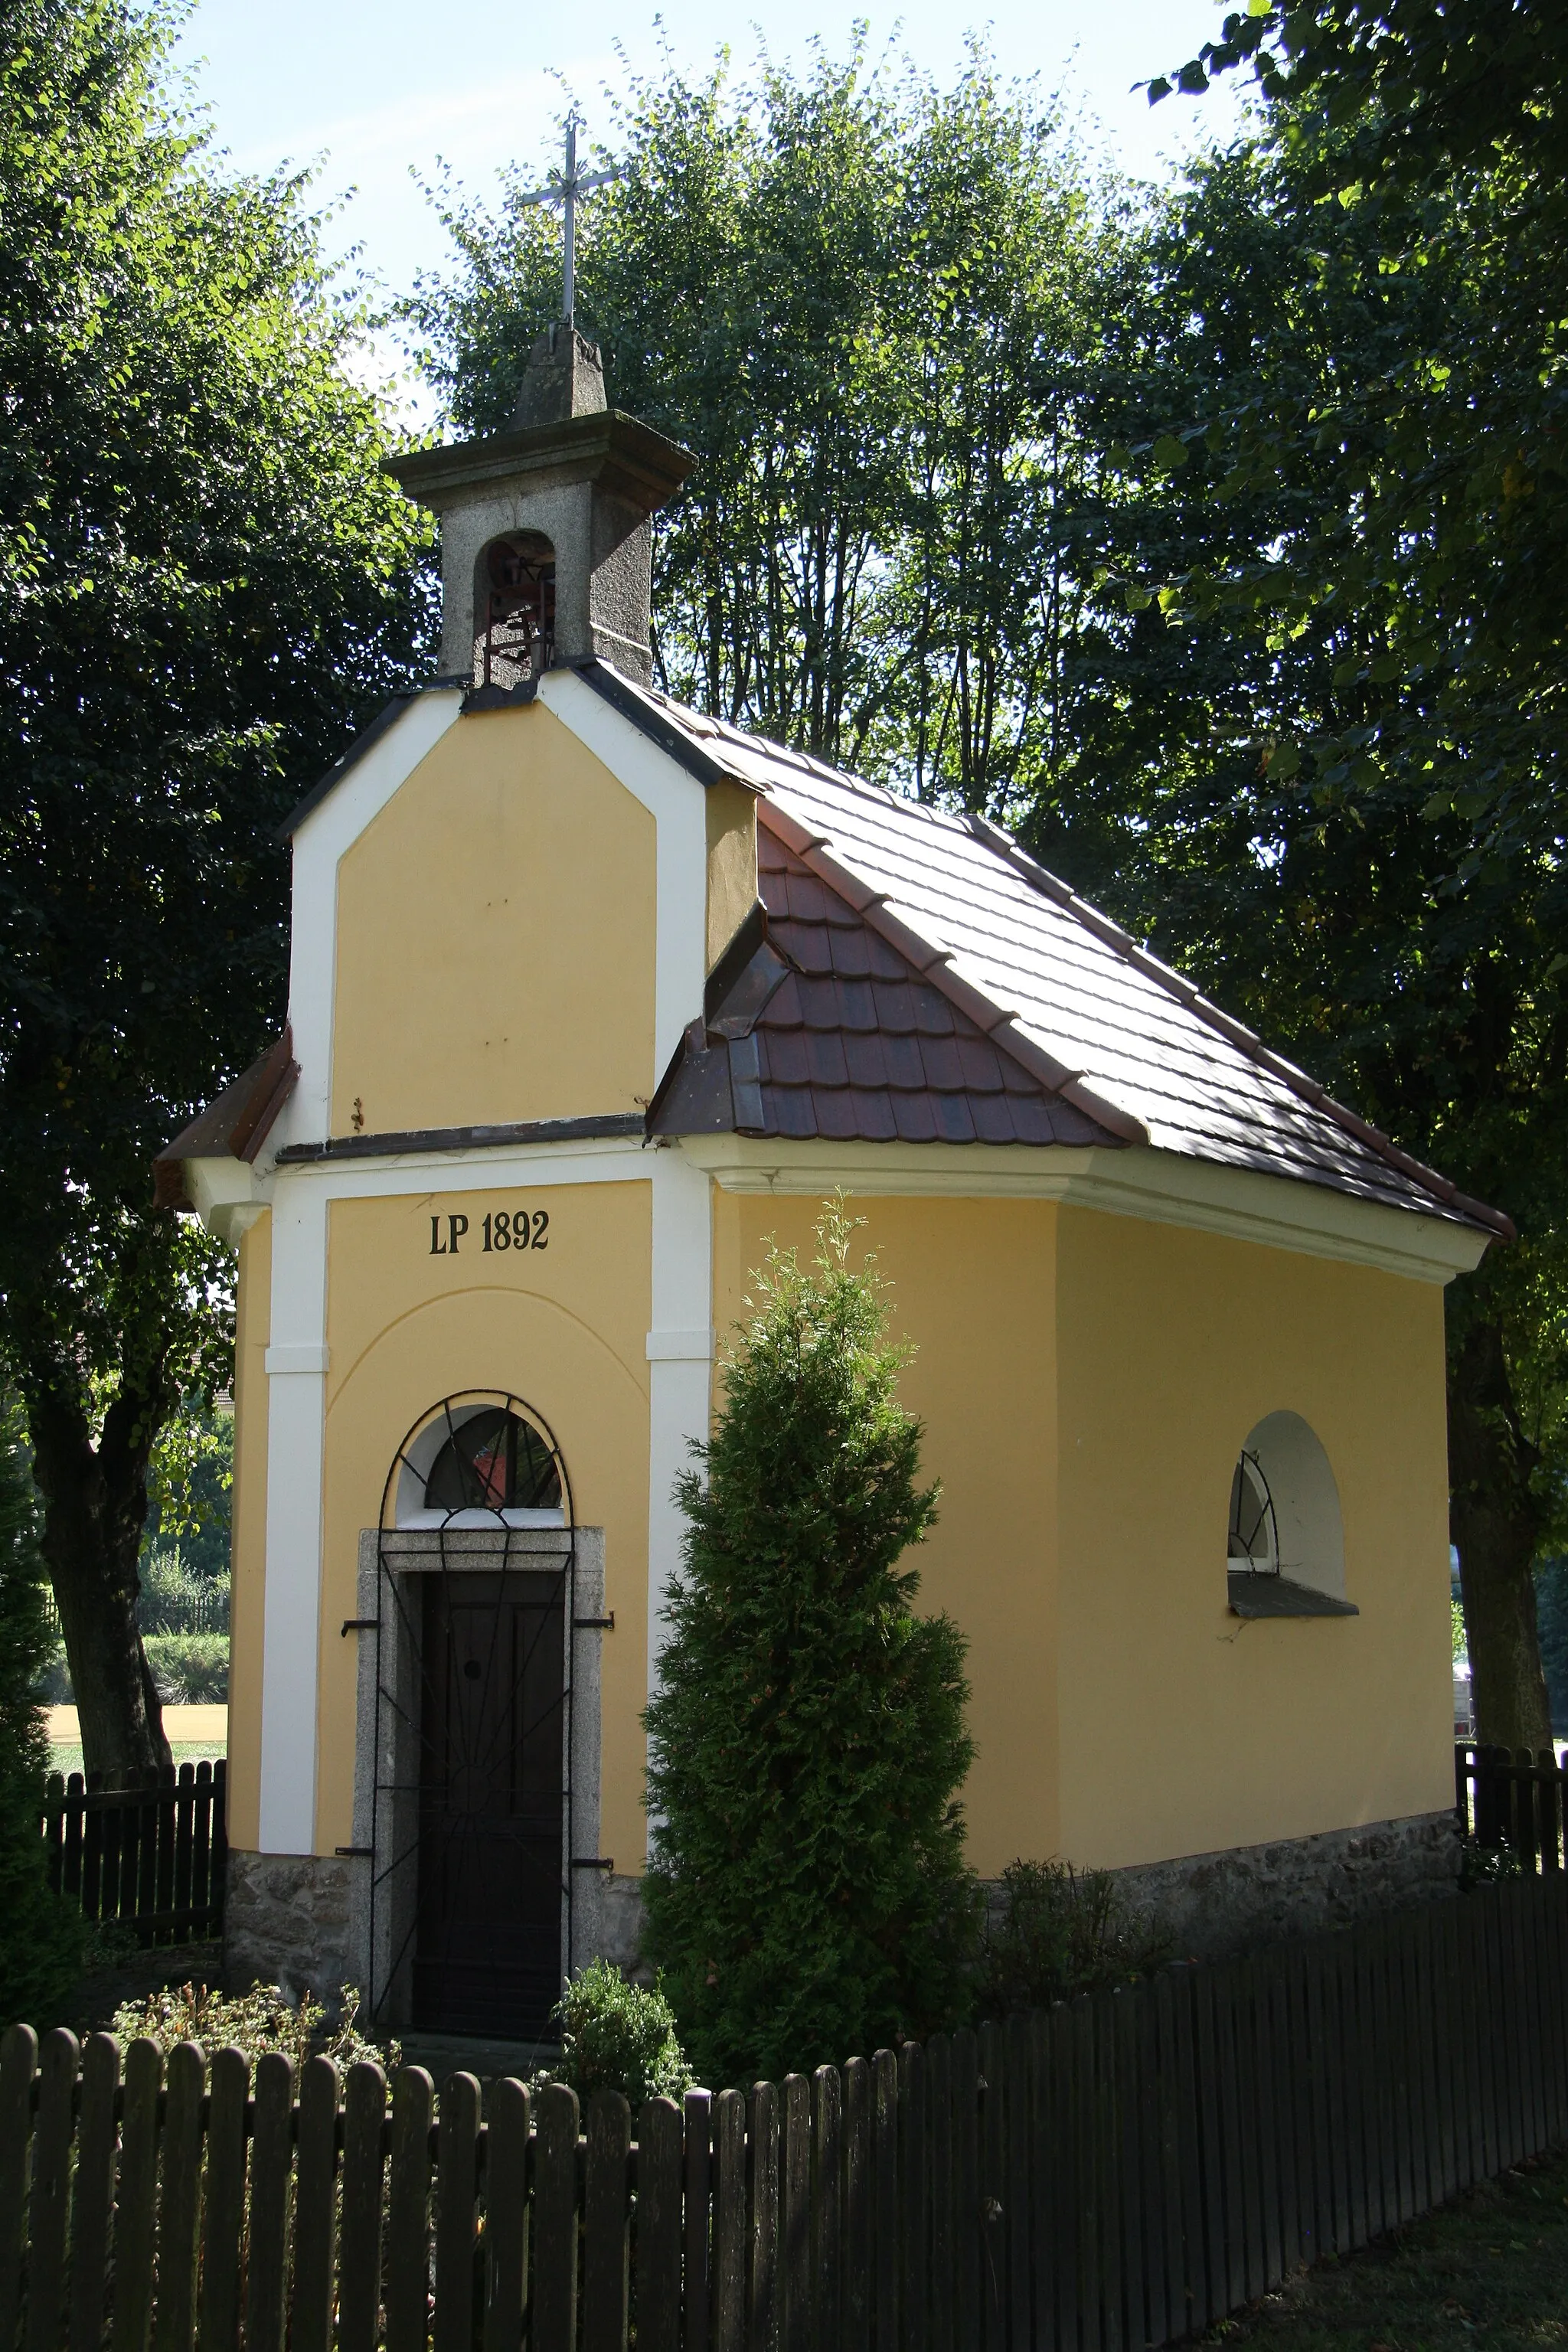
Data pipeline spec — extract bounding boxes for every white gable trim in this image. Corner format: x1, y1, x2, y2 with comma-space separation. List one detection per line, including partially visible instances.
537, 668, 707, 1079
282, 688, 466, 1152
676, 1135, 1491, 1285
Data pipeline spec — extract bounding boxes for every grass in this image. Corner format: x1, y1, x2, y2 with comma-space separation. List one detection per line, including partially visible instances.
1203, 2147, 1568, 2352
48, 1740, 225, 1779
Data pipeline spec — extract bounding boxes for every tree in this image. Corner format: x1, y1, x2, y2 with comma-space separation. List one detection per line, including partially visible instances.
0, 1406, 82, 2029
0, 0, 434, 1776
643, 1204, 976, 2085
407, 42, 1122, 779
1090, 10, 1568, 1748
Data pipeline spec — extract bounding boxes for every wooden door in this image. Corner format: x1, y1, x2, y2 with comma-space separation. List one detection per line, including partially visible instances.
413, 1570, 564, 2036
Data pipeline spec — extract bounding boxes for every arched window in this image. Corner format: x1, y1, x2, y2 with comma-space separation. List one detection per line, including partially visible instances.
391, 1397, 565, 1530
1226, 1411, 1357, 1618
472, 531, 555, 693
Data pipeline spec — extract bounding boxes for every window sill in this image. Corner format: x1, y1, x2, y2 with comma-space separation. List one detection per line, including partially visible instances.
1228, 1571, 1359, 1619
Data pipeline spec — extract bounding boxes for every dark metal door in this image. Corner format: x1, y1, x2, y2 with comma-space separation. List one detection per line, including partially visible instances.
413, 1570, 564, 2035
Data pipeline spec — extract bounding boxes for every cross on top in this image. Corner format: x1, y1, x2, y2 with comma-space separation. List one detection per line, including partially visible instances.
518, 116, 621, 327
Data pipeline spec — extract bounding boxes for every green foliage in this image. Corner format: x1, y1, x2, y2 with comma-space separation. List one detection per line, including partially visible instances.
407, 41, 1126, 786
1076, 15, 1568, 1743
110, 1981, 398, 2071
0, 1412, 81, 2027
975, 1860, 1174, 2017
1536, 1561, 1568, 1736
552, 1960, 691, 2109
138, 1549, 230, 1636
144, 1413, 234, 1583
142, 1634, 227, 1705
0, 0, 433, 1772
643, 1202, 978, 2086
1452, 1597, 1468, 1664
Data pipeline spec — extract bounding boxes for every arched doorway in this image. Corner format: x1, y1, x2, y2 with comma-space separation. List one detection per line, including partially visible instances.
367, 1393, 580, 2035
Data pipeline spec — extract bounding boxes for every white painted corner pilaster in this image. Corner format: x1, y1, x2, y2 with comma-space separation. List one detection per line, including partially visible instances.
644, 1150, 714, 1853
258, 1174, 330, 1854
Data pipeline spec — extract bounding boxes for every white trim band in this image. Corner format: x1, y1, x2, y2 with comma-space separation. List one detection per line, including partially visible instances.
646, 1328, 715, 1362
264, 1344, 332, 1377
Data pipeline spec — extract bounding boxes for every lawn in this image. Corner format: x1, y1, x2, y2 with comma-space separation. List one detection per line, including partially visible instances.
1204, 2148, 1568, 2352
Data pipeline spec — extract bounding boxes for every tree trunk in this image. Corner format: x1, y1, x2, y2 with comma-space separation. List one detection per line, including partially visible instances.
1449, 1314, 1552, 1752
24, 1373, 170, 1780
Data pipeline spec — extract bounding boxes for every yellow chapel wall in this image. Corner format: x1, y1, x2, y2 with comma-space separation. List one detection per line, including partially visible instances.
711, 1191, 1060, 1878
1053, 1204, 1454, 1870
226, 1211, 271, 1853
329, 704, 657, 1138
313, 1178, 652, 1865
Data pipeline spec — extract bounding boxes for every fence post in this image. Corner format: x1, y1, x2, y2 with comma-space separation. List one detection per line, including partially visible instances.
243, 2052, 296, 2352
292, 2056, 341, 2352
433, 2073, 481, 2352
482, 2079, 529, 2352
683, 2089, 714, 2352
113, 2038, 164, 2352
582, 2090, 632, 2352
533, 2082, 582, 2352
384, 2067, 435, 2352
779, 2076, 809, 2352
712, 2087, 747, 2352
811, 2066, 842, 2352
747, 2079, 780, 2352
197, 2046, 250, 2352
338, 2062, 389, 2352
24, 2028, 78, 2352
635, 2096, 684, 2352
70, 2034, 122, 2352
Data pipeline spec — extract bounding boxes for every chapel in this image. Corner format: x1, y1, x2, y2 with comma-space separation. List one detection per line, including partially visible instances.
156, 320, 1510, 2036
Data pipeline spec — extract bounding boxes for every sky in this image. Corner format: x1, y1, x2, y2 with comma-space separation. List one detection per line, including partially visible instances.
171, 0, 1253, 341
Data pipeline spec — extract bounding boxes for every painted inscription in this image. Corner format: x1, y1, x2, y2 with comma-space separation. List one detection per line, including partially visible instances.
429, 1209, 550, 1256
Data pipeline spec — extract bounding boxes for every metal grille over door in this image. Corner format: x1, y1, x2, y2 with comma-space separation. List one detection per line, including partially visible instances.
368, 1392, 577, 2036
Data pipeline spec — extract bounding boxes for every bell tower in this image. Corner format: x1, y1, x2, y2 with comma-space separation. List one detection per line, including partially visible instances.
387, 322, 692, 694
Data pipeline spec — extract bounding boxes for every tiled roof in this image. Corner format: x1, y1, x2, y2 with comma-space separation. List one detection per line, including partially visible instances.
609, 671, 1510, 1236
647, 824, 1128, 1148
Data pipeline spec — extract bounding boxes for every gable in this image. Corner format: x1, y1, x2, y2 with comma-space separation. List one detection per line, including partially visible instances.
329, 701, 656, 1135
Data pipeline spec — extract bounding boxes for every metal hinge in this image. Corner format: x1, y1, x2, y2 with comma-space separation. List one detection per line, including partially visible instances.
335, 1845, 373, 1858
341, 1618, 377, 1636
573, 1612, 615, 1631
570, 1856, 615, 1873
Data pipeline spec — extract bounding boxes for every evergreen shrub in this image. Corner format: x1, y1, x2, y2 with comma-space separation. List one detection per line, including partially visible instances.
0, 1412, 83, 2025
644, 1202, 978, 2085
553, 1959, 690, 2108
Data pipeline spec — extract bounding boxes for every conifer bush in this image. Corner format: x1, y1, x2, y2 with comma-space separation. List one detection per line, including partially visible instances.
0, 1411, 82, 2026
644, 1203, 978, 2084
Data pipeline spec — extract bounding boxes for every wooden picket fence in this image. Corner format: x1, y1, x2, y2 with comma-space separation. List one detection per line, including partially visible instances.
4, 1873, 1568, 2352
1456, 1742, 1568, 1870
40, 1762, 227, 1945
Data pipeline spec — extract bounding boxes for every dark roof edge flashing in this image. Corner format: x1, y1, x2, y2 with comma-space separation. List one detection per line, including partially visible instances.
967, 815, 1514, 1242
573, 661, 753, 793
276, 1112, 644, 1165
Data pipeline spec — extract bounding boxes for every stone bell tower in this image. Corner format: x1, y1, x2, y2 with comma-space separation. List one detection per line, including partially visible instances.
388, 322, 692, 694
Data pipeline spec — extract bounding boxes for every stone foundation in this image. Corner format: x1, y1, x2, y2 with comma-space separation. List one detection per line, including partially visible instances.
578, 1814, 1462, 1984
225, 1852, 361, 2003
1105, 1810, 1462, 1962
224, 1813, 1461, 2014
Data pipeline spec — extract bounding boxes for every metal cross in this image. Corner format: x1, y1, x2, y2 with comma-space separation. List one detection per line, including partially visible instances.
518, 115, 620, 327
